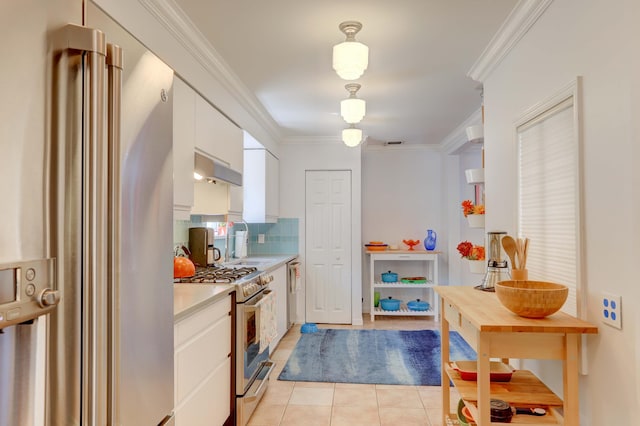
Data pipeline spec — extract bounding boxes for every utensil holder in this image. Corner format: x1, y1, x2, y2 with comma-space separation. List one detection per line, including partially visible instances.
511, 269, 528, 280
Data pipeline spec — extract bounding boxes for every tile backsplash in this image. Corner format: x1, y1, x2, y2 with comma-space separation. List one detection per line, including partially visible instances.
173, 217, 299, 258
246, 218, 299, 255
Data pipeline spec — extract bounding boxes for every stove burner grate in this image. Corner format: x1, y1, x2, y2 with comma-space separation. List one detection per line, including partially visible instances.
177, 266, 258, 284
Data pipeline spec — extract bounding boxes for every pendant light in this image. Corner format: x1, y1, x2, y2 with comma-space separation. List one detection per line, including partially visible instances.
342, 125, 363, 147
340, 83, 366, 124
332, 21, 369, 80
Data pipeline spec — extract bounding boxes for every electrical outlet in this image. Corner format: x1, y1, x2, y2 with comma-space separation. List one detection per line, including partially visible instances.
601, 293, 622, 329
258, 234, 265, 244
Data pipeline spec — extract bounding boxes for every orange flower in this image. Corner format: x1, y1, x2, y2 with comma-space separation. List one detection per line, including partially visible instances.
461, 200, 474, 217
461, 199, 485, 217
471, 246, 486, 260
457, 241, 473, 258
457, 242, 485, 260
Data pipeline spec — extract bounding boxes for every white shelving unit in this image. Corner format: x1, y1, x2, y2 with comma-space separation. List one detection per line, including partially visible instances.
367, 250, 439, 321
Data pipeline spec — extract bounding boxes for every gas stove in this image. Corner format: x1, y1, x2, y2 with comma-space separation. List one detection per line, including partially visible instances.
177, 265, 272, 302
176, 266, 259, 283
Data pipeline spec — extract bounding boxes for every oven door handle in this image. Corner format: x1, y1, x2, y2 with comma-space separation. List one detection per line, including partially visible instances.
244, 361, 275, 402
245, 289, 272, 312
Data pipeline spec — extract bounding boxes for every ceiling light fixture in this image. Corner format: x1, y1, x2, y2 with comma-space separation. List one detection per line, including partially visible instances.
342, 125, 363, 147
332, 21, 369, 80
340, 83, 366, 124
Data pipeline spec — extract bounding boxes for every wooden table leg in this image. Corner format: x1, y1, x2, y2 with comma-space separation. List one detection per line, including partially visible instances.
477, 333, 491, 426
563, 333, 580, 426
440, 296, 450, 425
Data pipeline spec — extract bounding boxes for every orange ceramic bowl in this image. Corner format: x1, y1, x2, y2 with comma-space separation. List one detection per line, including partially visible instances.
365, 244, 388, 251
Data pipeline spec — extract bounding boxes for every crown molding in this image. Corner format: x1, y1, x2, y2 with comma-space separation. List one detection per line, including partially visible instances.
362, 143, 441, 153
440, 108, 483, 155
139, 0, 282, 141
467, 0, 554, 82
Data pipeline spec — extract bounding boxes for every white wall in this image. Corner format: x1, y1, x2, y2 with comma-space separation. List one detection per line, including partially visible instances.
483, 0, 639, 423
279, 141, 363, 325
361, 146, 444, 248
360, 146, 449, 310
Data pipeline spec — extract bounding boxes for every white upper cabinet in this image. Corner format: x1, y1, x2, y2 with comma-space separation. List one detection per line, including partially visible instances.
173, 78, 196, 221
243, 148, 279, 223
266, 151, 279, 220
175, 89, 243, 217
194, 95, 243, 173
228, 185, 244, 221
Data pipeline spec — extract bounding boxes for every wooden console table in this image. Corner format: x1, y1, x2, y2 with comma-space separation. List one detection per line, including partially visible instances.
434, 286, 597, 426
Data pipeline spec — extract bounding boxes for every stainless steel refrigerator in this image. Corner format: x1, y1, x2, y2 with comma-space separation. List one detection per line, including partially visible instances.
0, 1, 175, 425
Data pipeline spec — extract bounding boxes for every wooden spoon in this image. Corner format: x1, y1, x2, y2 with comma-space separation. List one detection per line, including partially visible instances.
522, 238, 529, 269
501, 236, 518, 269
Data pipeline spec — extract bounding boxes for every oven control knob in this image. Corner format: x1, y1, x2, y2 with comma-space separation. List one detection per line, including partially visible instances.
38, 289, 61, 308
244, 284, 256, 296
257, 275, 274, 286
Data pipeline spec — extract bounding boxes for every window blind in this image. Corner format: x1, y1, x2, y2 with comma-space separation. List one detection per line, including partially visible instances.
517, 98, 580, 317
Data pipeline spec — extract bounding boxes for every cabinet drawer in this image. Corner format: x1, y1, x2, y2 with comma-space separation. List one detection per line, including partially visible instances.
175, 313, 231, 404
175, 357, 231, 426
175, 296, 231, 347
444, 302, 461, 330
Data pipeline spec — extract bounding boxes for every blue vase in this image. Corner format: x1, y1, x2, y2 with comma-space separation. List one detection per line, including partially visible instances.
424, 230, 437, 250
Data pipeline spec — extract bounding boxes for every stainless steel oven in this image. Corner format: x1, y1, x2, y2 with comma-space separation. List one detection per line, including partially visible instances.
236, 275, 275, 426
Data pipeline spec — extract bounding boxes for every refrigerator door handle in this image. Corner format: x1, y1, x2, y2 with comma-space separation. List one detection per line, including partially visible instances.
106, 42, 123, 425
49, 24, 109, 426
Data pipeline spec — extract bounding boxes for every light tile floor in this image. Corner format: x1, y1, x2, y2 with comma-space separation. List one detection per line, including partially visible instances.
248, 316, 460, 426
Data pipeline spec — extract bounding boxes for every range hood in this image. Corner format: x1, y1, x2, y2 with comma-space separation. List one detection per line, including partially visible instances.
194, 152, 242, 186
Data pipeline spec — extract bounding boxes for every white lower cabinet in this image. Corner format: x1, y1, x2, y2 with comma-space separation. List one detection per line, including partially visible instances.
174, 295, 232, 426
269, 264, 288, 353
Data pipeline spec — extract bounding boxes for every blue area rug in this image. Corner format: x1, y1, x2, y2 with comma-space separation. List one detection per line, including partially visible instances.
278, 329, 476, 386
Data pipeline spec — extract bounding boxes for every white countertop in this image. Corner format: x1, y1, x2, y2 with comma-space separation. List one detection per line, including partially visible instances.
174, 283, 235, 321
173, 254, 298, 322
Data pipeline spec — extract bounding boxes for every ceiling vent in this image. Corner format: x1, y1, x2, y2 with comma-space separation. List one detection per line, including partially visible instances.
384, 141, 403, 146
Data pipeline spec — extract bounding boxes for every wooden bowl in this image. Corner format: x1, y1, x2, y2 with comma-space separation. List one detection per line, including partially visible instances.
495, 280, 568, 318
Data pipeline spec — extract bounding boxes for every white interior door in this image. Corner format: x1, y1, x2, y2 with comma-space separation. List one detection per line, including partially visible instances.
305, 170, 352, 324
